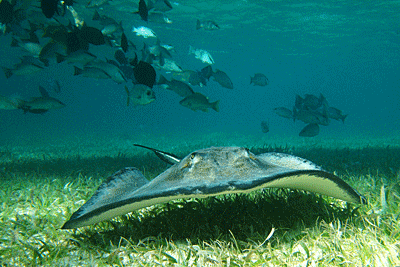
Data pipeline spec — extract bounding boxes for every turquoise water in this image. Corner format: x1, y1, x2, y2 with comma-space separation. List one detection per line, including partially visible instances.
0, 0, 399, 146
1, 2, 400, 263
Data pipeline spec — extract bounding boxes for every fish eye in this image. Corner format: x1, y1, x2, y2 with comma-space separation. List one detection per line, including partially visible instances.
146, 91, 151, 96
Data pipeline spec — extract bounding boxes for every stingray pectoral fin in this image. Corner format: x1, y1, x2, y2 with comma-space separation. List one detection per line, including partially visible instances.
61, 167, 149, 229
61, 147, 366, 229
255, 153, 365, 203
257, 152, 323, 171
254, 170, 366, 204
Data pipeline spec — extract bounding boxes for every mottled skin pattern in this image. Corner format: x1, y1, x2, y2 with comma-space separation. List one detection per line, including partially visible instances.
166, 147, 268, 182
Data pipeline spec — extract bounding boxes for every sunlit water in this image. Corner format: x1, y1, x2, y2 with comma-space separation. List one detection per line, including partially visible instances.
0, 0, 399, 148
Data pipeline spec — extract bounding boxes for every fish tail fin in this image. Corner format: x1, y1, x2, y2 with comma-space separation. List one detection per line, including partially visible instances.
319, 93, 328, 105
124, 86, 130, 106
188, 45, 193, 55
161, 46, 171, 58
196, 19, 201, 30
130, 52, 138, 67
92, 10, 100, 20
73, 66, 83, 76
292, 107, 297, 122
29, 21, 39, 33
2, 67, 13, 79
212, 100, 220, 112
250, 76, 253, 85
85, 0, 93, 7
38, 85, 50, 97
55, 52, 66, 63
14, 98, 25, 109
40, 58, 49, 67
158, 74, 167, 85
15, 99, 29, 113
11, 37, 19, 47
341, 114, 348, 123
159, 53, 165, 66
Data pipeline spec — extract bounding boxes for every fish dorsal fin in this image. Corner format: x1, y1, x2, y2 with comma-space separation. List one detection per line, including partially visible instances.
38, 86, 49, 98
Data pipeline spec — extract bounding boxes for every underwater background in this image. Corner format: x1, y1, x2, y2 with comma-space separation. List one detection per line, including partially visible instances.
1, 0, 399, 145
1, 0, 400, 266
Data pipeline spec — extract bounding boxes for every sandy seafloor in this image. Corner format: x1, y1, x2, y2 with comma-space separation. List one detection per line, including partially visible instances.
1, 130, 400, 265
1, 130, 399, 194
2, 131, 400, 161
1, 130, 400, 179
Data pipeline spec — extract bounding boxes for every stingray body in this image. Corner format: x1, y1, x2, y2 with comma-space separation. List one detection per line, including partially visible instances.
62, 146, 365, 229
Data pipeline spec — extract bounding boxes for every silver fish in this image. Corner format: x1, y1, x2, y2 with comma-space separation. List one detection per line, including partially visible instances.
86, 0, 109, 8
153, 58, 183, 72
212, 69, 233, 89
147, 0, 173, 12
158, 75, 194, 97
148, 12, 172, 24
173, 70, 205, 87
2, 57, 44, 78
101, 22, 123, 36
196, 19, 220, 30
125, 85, 155, 106
179, 92, 219, 112
17, 86, 65, 114
189, 45, 214, 65
57, 50, 97, 65
273, 107, 293, 119
86, 60, 126, 84
250, 73, 269, 86
299, 123, 319, 137
327, 107, 347, 123
261, 120, 269, 133
294, 109, 329, 126
11, 37, 42, 57
0, 95, 18, 110
132, 26, 157, 38
74, 66, 111, 80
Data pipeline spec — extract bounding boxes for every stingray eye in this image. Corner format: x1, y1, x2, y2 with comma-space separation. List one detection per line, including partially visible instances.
190, 152, 203, 166
244, 148, 257, 161
190, 152, 201, 163
181, 152, 198, 169
241, 147, 251, 158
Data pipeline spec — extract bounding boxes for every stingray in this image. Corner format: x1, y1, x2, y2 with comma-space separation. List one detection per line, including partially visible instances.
62, 145, 366, 229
